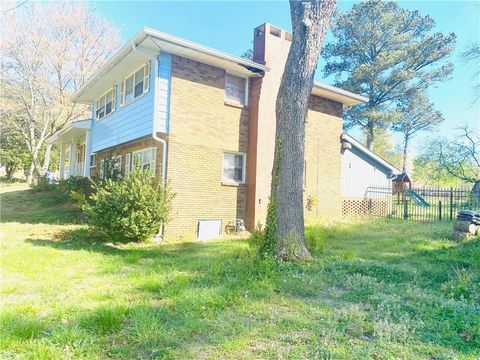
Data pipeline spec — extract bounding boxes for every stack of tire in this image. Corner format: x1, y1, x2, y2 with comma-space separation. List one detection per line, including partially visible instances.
452, 210, 480, 241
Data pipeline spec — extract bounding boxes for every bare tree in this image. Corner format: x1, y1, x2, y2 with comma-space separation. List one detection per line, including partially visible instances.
423, 125, 480, 194
1, 2, 120, 183
462, 41, 480, 104
265, 0, 336, 260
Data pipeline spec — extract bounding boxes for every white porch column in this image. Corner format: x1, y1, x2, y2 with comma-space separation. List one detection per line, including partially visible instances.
68, 140, 77, 178
59, 144, 65, 180
83, 129, 91, 177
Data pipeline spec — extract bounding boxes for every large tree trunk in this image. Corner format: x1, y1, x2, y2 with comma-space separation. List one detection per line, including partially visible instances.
269, 0, 336, 260
366, 121, 374, 150
5, 163, 16, 181
42, 143, 53, 173
26, 162, 34, 185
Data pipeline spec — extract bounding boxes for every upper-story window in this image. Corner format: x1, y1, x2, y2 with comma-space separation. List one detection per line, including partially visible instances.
225, 73, 248, 106
121, 62, 150, 106
96, 88, 116, 120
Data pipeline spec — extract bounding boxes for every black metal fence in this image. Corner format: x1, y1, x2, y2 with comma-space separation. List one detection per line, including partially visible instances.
363, 186, 480, 222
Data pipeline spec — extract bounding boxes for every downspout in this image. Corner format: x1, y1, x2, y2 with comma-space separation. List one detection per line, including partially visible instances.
132, 40, 168, 239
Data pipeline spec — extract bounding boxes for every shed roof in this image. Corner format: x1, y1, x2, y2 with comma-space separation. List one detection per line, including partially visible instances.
341, 133, 402, 175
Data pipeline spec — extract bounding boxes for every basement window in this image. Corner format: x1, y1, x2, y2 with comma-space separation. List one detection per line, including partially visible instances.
225, 73, 248, 106
222, 152, 245, 184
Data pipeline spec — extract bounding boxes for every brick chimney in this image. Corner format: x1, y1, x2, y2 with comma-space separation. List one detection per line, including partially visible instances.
246, 23, 292, 230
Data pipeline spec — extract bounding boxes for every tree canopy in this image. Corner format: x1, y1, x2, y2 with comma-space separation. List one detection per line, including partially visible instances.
392, 92, 444, 172
323, 0, 455, 149
1, 2, 121, 183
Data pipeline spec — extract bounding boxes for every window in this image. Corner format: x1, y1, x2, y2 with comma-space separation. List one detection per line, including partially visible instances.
121, 62, 150, 106
222, 152, 245, 184
90, 153, 96, 168
96, 88, 116, 120
131, 148, 156, 175
225, 73, 247, 106
99, 155, 122, 179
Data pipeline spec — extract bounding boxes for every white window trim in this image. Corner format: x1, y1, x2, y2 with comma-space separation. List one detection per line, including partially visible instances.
95, 87, 116, 121
222, 151, 246, 185
224, 72, 249, 107
131, 147, 157, 175
120, 61, 151, 107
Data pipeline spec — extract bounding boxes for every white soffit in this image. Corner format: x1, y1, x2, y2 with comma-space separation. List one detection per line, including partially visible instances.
312, 81, 368, 106
73, 28, 268, 104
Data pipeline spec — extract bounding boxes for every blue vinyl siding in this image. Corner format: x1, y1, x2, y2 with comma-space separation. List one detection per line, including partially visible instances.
157, 52, 171, 133
341, 147, 393, 198
89, 52, 172, 153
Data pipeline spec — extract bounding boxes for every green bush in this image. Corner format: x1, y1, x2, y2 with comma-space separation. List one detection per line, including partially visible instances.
86, 169, 173, 243
32, 174, 55, 192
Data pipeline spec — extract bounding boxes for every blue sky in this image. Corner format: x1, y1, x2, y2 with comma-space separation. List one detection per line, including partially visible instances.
92, 0, 479, 153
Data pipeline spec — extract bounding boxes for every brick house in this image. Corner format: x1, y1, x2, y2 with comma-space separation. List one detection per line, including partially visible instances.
47, 23, 367, 240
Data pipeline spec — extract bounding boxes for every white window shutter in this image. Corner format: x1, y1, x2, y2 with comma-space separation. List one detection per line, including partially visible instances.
125, 153, 131, 174
144, 62, 150, 93
120, 81, 125, 106
112, 87, 116, 112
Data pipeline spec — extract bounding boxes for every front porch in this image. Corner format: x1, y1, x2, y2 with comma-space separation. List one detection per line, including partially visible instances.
47, 119, 91, 179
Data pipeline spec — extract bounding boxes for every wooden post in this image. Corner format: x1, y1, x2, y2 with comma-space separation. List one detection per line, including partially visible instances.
439, 200, 442, 221
403, 193, 408, 220
449, 187, 453, 221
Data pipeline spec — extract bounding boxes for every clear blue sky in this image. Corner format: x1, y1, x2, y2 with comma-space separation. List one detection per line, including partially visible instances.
92, 0, 480, 153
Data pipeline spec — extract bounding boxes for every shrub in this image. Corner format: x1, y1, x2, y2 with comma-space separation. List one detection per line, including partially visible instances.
55, 176, 96, 208
32, 173, 55, 192
86, 169, 173, 243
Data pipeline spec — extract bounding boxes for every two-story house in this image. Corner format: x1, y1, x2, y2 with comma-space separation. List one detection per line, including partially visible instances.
48, 23, 368, 240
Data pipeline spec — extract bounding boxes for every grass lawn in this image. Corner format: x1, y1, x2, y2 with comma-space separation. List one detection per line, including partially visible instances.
1, 181, 479, 359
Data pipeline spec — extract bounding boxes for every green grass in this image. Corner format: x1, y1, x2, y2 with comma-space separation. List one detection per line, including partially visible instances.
1, 182, 479, 359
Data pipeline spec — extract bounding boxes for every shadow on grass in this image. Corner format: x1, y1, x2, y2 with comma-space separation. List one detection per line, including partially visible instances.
1, 189, 84, 225
12, 222, 480, 358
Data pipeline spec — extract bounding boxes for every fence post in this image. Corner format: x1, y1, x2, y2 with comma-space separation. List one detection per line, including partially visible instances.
439, 200, 442, 221
450, 187, 453, 221
403, 195, 408, 220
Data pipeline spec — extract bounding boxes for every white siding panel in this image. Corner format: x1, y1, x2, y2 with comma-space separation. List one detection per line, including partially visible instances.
341, 147, 393, 198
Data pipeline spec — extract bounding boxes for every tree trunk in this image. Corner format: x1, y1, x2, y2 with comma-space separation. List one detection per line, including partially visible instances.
26, 162, 34, 185
42, 143, 53, 173
366, 121, 374, 150
402, 134, 409, 173
473, 180, 480, 203
5, 163, 16, 181
268, 0, 336, 261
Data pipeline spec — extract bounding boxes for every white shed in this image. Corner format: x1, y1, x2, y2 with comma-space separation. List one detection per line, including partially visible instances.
341, 133, 401, 199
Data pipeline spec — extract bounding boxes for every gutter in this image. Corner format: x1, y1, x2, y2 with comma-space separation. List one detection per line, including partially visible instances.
313, 81, 369, 104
